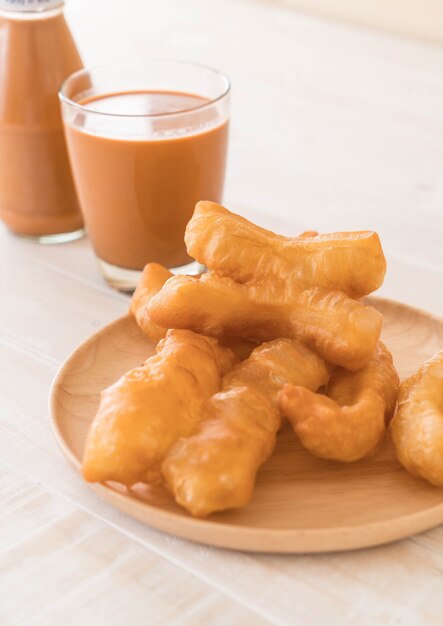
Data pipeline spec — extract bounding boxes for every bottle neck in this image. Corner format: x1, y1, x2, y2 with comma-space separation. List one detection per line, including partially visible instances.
0, 7, 64, 20
0, 0, 64, 18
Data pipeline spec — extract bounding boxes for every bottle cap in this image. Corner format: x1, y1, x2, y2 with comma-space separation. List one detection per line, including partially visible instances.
0, 0, 64, 11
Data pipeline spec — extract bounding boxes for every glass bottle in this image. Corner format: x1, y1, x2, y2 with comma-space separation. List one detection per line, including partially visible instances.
0, 0, 84, 242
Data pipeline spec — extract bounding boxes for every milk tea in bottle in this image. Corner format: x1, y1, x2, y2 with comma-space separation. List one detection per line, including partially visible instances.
0, 0, 84, 241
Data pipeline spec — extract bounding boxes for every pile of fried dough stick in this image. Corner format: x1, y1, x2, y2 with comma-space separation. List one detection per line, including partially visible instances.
83, 202, 443, 517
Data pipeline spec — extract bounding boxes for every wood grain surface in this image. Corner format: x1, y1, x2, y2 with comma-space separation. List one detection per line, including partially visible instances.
0, 464, 266, 626
50, 298, 443, 553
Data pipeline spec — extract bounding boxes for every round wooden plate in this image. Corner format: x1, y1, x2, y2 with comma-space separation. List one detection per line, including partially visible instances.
50, 297, 443, 553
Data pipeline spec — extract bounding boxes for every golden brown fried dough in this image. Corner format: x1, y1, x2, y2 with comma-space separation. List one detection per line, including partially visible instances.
279, 342, 399, 462
148, 273, 383, 370
185, 202, 386, 297
131, 263, 256, 361
162, 339, 329, 517
82, 330, 236, 486
221, 337, 258, 361
391, 350, 443, 486
298, 230, 319, 239
130, 263, 172, 342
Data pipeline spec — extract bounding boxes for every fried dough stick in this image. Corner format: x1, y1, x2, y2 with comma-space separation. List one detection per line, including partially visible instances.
130, 263, 173, 342
185, 202, 386, 298
162, 339, 329, 517
391, 350, 443, 486
148, 273, 383, 370
279, 342, 399, 462
131, 263, 257, 361
82, 330, 236, 486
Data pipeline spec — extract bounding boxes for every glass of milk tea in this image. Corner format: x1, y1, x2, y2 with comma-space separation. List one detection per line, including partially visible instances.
59, 61, 230, 292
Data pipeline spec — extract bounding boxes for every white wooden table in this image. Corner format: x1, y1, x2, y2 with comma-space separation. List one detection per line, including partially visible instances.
1, 1, 443, 624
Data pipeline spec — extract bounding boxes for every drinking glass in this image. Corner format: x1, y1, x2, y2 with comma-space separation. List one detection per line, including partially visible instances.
60, 61, 230, 291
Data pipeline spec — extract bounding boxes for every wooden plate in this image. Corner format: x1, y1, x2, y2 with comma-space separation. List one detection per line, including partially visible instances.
50, 297, 443, 553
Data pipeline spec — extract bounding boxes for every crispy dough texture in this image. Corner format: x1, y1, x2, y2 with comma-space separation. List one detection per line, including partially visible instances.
162, 339, 329, 517
148, 272, 383, 370
131, 263, 257, 361
130, 263, 172, 342
279, 342, 399, 462
185, 202, 386, 298
82, 330, 236, 486
391, 350, 443, 486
